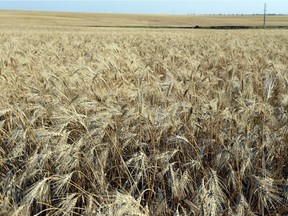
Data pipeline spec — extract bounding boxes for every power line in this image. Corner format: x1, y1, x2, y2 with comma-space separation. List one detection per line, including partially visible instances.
263, 3, 267, 29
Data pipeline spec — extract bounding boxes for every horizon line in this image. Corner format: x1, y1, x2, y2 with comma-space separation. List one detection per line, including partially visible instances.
1, 9, 288, 16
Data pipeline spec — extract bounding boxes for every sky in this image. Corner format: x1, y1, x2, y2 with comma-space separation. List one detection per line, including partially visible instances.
0, 1, 287, 15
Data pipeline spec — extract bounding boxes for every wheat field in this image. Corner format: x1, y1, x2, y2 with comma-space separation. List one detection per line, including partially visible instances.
1, 10, 288, 28
0, 26, 288, 215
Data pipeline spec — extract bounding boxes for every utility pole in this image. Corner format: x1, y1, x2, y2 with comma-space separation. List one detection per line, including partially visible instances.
263, 3, 267, 29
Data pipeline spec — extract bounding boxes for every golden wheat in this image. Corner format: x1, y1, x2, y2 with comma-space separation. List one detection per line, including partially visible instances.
0, 27, 287, 215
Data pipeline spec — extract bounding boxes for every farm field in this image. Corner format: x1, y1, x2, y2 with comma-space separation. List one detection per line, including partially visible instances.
0, 24, 288, 215
0, 10, 288, 28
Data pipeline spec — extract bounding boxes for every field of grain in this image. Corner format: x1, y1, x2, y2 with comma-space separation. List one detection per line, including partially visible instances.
0, 26, 288, 215
1, 10, 288, 28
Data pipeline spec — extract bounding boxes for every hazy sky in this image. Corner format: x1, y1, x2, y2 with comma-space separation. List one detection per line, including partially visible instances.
0, 1, 287, 15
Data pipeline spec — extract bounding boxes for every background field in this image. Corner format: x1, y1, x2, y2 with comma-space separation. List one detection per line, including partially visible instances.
0, 10, 288, 28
